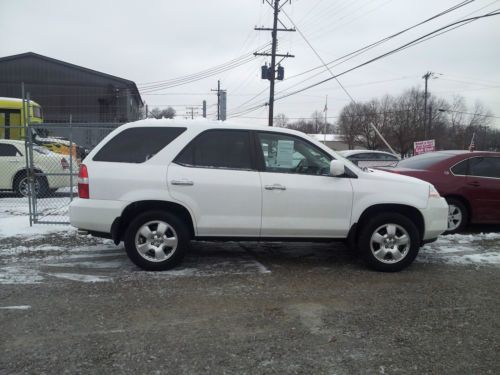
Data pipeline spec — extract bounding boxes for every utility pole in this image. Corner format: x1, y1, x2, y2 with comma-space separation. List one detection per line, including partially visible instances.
428, 104, 432, 138
211, 80, 226, 121
323, 95, 328, 143
422, 71, 438, 139
254, 0, 295, 126
185, 106, 199, 120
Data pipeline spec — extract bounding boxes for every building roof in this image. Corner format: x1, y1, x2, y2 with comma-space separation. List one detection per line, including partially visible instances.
0, 52, 143, 105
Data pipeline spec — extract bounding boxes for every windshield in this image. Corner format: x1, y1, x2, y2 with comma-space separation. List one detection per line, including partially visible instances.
397, 153, 450, 170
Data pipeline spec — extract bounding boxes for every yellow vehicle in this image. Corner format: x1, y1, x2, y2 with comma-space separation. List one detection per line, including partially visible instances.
0, 97, 79, 160
0, 97, 43, 139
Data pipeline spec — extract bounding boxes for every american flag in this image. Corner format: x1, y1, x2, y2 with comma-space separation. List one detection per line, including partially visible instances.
468, 132, 475, 152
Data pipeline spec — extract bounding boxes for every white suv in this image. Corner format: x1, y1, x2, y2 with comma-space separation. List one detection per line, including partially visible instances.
70, 120, 448, 272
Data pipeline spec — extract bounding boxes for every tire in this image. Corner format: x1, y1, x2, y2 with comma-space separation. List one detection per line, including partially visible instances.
124, 210, 190, 271
444, 198, 468, 234
358, 213, 420, 272
13, 172, 49, 198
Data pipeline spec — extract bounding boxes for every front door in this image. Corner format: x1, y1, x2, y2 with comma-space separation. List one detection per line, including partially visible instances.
256, 131, 354, 238
168, 129, 262, 237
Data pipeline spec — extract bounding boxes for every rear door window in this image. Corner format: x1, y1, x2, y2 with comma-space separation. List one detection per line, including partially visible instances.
174, 129, 253, 170
469, 157, 500, 178
93, 127, 186, 163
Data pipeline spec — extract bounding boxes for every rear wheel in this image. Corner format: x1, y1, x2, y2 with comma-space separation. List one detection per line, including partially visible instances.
358, 213, 420, 272
124, 211, 189, 271
444, 198, 468, 234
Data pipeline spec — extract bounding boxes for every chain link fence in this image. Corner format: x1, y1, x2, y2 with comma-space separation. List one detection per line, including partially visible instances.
1, 123, 120, 225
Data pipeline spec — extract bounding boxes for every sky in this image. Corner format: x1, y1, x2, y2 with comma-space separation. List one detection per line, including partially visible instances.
1, 0, 499, 128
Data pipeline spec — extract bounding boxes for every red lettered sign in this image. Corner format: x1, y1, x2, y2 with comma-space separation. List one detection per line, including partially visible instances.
414, 139, 435, 155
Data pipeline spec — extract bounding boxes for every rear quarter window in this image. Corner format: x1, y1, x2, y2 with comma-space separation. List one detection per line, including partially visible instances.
93, 127, 186, 163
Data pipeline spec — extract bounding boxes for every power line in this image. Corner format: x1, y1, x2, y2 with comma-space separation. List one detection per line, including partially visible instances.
231, 0, 478, 111
229, 11, 500, 117
137, 44, 271, 93
274, 11, 500, 103
286, 0, 476, 82
137, 42, 270, 87
438, 109, 500, 119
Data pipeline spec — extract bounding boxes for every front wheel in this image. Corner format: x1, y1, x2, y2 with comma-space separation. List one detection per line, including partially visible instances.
358, 213, 420, 272
124, 211, 189, 271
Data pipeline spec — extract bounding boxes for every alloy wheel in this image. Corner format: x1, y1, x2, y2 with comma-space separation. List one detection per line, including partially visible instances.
370, 223, 411, 264
134, 220, 179, 262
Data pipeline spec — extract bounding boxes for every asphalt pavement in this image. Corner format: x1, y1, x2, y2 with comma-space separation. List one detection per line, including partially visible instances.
1, 232, 499, 374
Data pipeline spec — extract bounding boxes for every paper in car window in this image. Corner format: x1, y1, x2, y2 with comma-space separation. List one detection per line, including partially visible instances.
276, 140, 294, 167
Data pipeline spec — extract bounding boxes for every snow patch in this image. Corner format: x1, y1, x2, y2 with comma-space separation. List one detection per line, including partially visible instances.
48, 273, 111, 283
420, 232, 500, 265
0, 266, 44, 284
0, 305, 31, 310
0, 215, 74, 238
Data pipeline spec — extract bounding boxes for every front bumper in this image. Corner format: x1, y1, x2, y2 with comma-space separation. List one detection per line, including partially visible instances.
420, 197, 449, 240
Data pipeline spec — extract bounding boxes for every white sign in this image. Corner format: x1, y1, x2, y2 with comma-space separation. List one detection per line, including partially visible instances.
414, 139, 435, 155
276, 140, 294, 167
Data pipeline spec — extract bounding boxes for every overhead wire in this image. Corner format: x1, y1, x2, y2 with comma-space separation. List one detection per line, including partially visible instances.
230, 0, 477, 113
228, 11, 500, 117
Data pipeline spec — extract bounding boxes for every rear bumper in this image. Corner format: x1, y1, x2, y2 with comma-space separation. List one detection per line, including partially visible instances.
420, 197, 449, 240
69, 198, 125, 233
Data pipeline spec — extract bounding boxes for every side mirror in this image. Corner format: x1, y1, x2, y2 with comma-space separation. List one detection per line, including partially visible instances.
330, 160, 345, 177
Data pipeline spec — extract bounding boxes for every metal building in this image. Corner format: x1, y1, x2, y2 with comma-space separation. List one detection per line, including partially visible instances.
0, 52, 143, 124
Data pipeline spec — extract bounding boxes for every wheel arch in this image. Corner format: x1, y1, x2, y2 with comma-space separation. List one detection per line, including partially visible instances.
114, 200, 196, 244
12, 168, 45, 189
351, 204, 425, 244
443, 194, 471, 224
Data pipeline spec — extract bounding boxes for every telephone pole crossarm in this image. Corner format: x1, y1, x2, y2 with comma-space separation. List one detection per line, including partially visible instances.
254, 27, 296, 32
254, 52, 295, 58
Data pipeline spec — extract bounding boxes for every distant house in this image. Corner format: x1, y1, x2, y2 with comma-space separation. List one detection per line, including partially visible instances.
0, 52, 143, 124
307, 134, 365, 151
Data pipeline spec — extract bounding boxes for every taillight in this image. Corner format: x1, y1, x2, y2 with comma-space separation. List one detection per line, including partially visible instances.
61, 158, 69, 170
78, 164, 89, 199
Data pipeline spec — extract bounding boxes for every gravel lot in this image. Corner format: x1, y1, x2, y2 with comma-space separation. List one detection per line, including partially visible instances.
1, 224, 499, 374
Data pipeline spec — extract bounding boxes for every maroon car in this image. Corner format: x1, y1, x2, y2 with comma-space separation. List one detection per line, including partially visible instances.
379, 151, 500, 233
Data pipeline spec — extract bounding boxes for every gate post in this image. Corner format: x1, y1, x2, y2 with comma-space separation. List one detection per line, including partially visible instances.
22, 84, 33, 226
26, 92, 37, 224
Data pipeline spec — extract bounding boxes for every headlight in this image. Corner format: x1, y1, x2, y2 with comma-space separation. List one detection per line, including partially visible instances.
429, 185, 441, 198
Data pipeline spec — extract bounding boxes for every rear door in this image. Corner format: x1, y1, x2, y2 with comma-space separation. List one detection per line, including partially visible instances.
466, 156, 500, 222
168, 129, 262, 237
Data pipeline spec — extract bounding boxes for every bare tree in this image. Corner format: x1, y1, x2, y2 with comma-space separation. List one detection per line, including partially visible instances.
274, 113, 289, 127
337, 103, 362, 150
148, 107, 176, 119
334, 88, 498, 153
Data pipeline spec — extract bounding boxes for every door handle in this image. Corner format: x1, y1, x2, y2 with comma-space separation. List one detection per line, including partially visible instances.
467, 181, 480, 187
171, 179, 194, 186
264, 184, 286, 191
